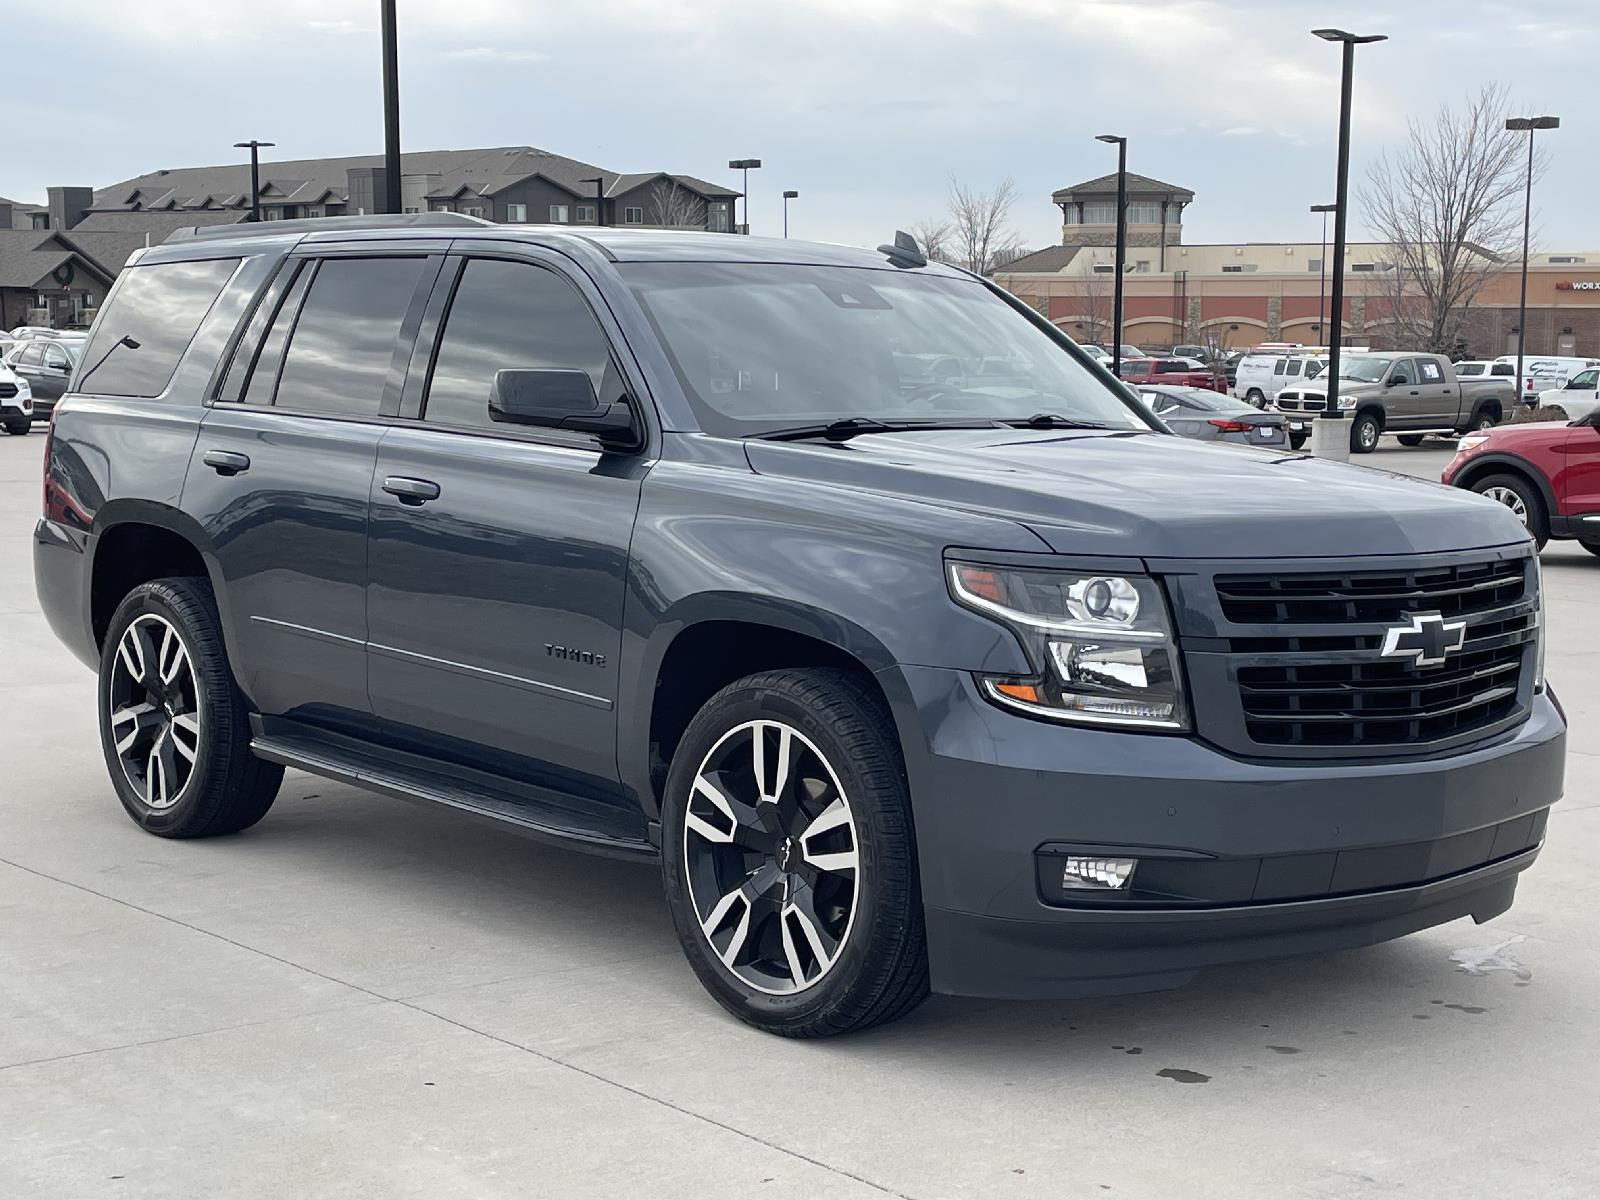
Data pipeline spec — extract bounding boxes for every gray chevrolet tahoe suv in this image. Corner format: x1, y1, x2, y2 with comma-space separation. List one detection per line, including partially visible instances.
34, 215, 1566, 1037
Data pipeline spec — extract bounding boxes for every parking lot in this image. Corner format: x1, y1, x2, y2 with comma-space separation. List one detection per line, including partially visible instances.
1, 430, 1595, 1199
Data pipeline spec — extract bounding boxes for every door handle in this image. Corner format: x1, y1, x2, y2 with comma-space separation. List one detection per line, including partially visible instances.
382, 476, 442, 505
202, 449, 251, 476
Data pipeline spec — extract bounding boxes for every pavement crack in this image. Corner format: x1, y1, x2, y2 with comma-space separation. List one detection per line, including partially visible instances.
394, 997, 921, 1199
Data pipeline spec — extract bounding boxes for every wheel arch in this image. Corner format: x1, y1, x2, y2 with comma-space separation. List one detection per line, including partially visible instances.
1450, 453, 1558, 522
89, 501, 226, 651
625, 595, 907, 823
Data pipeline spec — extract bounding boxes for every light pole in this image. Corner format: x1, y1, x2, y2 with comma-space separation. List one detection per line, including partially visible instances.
728, 159, 761, 233
1095, 134, 1128, 377
782, 190, 798, 238
1506, 115, 1559, 405
1310, 203, 1336, 342
233, 140, 274, 223
580, 176, 605, 226
1311, 28, 1386, 460
380, 0, 402, 214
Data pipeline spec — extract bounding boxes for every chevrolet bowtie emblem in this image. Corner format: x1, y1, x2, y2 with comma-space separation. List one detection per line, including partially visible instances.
1380, 612, 1467, 668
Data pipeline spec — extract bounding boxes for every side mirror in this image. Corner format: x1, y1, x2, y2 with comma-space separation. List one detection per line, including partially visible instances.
488, 369, 640, 450
1388, 376, 1408, 388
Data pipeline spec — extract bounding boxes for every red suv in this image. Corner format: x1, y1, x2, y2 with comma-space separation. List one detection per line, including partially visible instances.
1443, 411, 1600, 552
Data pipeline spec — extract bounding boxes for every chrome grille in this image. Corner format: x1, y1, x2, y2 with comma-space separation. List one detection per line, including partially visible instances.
1206, 555, 1536, 753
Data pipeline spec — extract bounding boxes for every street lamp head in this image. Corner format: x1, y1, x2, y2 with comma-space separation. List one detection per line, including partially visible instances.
729, 158, 762, 170
1094, 134, 1125, 145
1310, 203, 1338, 213
1505, 116, 1560, 131
233, 141, 275, 149
1312, 28, 1387, 43
783, 190, 799, 199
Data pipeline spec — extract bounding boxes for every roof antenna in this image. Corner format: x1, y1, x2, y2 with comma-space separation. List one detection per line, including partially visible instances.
877, 230, 927, 269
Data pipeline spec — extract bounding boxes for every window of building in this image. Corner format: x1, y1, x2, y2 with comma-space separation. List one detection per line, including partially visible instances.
624, 206, 644, 224
31, 213, 49, 230
423, 258, 612, 431
1134, 260, 1150, 273
1092, 263, 1115, 274
1550, 256, 1586, 264
75, 258, 240, 397
281, 206, 300, 220
548, 204, 569, 223
1081, 202, 1116, 224
464, 206, 485, 218
1127, 201, 1161, 223
1307, 258, 1323, 272
306, 208, 322, 218
1062, 206, 1080, 225
1352, 263, 1376, 272
1558, 333, 1577, 355
576, 204, 596, 224
1167, 202, 1184, 223
271, 257, 429, 417
1222, 265, 1243, 273
506, 203, 527, 222
708, 202, 730, 233
262, 209, 280, 220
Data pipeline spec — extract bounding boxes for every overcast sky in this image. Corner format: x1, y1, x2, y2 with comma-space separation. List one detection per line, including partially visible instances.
5, 0, 1595, 252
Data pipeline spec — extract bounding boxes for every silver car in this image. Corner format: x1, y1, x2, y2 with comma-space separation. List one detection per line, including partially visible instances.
1141, 385, 1289, 448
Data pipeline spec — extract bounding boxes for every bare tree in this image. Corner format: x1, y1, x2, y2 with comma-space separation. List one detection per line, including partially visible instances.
909, 220, 954, 265
1072, 269, 1114, 346
649, 179, 707, 229
1360, 85, 1536, 353
947, 176, 1021, 274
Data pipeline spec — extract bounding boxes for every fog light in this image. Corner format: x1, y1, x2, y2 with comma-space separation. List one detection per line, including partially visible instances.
1061, 856, 1137, 891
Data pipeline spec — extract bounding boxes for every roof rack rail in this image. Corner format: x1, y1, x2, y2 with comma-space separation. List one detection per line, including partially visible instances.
164, 212, 492, 244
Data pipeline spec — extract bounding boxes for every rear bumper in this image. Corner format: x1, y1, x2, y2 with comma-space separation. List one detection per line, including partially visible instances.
34, 517, 99, 672
886, 666, 1566, 1000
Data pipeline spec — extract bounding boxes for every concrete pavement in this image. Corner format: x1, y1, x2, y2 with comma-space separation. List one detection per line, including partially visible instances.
1, 431, 1595, 1199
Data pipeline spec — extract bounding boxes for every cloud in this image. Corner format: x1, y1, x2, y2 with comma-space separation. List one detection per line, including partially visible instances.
1220, 127, 1260, 137
307, 19, 371, 35
443, 47, 550, 63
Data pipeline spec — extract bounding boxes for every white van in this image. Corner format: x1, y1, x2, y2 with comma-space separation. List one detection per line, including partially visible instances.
1537, 366, 1600, 422
1493, 354, 1600, 405
1233, 352, 1327, 407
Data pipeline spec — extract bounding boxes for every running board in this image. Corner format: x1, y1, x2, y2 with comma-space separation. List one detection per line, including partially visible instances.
250, 731, 657, 862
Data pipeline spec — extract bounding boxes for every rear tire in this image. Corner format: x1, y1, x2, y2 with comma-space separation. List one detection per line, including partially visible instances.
1580, 541, 1600, 558
1350, 411, 1382, 454
1397, 434, 1426, 447
1472, 406, 1501, 432
98, 576, 283, 838
1245, 389, 1265, 408
1470, 472, 1549, 551
660, 668, 928, 1037
2, 418, 27, 436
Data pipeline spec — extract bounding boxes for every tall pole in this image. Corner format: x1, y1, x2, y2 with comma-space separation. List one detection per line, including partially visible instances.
380, 0, 402, 214
1096, 134, 1128, 376
1505, 117, 1557, 404
783, 190, 799, 238
1311, 203, 1335, 344
234, 141, 274, 223
729, 159, 761, 234
1323, 39, 1356, 428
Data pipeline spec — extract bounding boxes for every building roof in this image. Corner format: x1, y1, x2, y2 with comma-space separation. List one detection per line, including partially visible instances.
989, 245, 1083, 274
1, 196, 47, 230
0, 232, 79, 288
1051, 172, 1195, 203
94, 146, 742, 213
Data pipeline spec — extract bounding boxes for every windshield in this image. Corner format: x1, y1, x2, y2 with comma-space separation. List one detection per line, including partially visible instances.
621, 263, 1152, 436
1457, 362, 1483, 376
1338, 355, 1393, 382
1303, 360, 1326, 379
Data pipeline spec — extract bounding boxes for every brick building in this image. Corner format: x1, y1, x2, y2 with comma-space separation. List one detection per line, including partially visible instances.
996, 175, 1600, 359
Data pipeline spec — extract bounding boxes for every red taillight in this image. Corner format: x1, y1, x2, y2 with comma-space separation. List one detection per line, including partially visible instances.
1208, 418, 1252, 433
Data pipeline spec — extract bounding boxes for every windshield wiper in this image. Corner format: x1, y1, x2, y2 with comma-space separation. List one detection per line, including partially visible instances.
1000, 413, 1117, 430
755, 417, 1003, 442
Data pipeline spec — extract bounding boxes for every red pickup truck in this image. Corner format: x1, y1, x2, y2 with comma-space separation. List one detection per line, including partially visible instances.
1117, 357, 1227, 392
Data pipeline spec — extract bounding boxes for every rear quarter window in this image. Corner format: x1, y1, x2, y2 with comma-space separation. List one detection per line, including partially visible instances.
77, 258, 241, 397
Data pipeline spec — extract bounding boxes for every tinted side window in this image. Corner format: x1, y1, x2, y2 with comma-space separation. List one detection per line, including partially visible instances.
77, 258, 239, 397
1272, 358, 1287, 376
424, 258, 611, 430
16, 344, 41, 367
274, 257, 429, 417
238, 264, 314, 407
1418, 358, 1444, 383
1492, 363, 1514, 376
1286, 360, 1302, 377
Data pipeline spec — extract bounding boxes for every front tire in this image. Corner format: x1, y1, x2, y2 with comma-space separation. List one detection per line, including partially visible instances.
1397, 434, 1426, 447
98, 576, 283, 837
1470, 472, 1549, 551
2, 418, 28, 436
660, 668, 928, 1037
1245, 389, 1265, 408
1350, 411, 1382, 454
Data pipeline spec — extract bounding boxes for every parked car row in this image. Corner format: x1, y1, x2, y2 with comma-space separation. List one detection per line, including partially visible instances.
1117, 357, 1227, 392
0, 334, 84, 431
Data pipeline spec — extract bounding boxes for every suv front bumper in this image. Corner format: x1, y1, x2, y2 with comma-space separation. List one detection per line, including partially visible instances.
886, 666, 1566, 1000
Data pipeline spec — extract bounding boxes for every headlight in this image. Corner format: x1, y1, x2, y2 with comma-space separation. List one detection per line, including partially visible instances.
1458, 434, 1490, 453
948, 561, 1189, 730
1337, 395, 1357, 410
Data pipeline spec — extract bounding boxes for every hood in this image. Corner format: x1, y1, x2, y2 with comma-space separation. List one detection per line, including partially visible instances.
743, 428, 1530, 560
